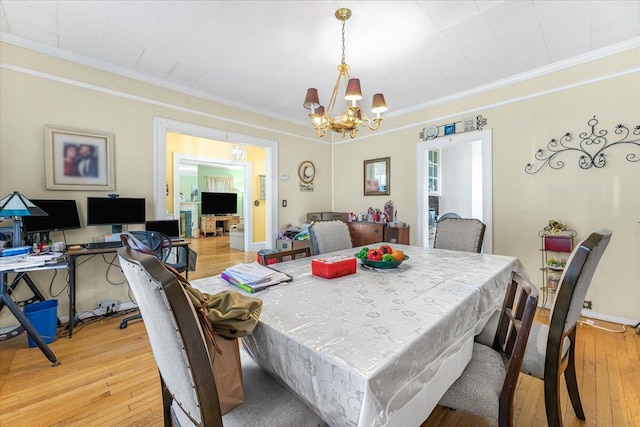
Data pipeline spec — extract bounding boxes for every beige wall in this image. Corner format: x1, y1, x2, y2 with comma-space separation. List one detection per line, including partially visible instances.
333, 48, 640, 320
1, 41, 638, 324
0, 42, 332, 324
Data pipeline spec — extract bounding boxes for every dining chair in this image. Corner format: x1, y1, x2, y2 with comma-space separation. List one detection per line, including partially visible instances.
308, 220, 353, 255
520, 229, 612, 427
117, 246, 328, 427
433, 218, 486, 253
258, 247, 311, 265
119, 231, 189, 329
439, 272, 539, 426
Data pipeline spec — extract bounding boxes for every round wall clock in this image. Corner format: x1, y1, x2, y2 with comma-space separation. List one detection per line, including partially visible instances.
298, 161, 316, 184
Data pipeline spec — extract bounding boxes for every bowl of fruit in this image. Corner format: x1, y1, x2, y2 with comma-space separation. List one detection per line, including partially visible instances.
355, 245, 409, 269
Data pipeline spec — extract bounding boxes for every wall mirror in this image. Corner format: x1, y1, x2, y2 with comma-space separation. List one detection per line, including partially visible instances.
364, 157, 390, 196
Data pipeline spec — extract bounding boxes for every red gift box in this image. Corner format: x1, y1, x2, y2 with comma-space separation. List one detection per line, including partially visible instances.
311, 256, 357, 279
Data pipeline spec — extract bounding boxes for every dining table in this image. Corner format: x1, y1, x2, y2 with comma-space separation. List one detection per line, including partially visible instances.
191, 245, 525, 426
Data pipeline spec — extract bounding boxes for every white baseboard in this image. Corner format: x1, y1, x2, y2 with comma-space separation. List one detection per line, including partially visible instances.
580, 309, 639, 327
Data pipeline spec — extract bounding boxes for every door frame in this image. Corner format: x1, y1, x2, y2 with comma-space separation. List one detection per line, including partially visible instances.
153, 117, 278, 251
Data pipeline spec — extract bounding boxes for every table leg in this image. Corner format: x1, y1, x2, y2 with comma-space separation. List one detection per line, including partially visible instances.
0, 277, 60, 366
68, 254, 77, 338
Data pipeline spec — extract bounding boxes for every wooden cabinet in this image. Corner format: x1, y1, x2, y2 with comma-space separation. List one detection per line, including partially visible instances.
347, 222, 410, 247
348, 222, 383, 247
200, 215, 241, 237
200, 216, 217, 237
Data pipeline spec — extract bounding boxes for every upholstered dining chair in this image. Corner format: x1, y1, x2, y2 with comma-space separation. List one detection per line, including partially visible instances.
439, 272, 539, 427
433, 218, 486, 253
117, 246, 328, 427
258, 247, 311, 265
119, 231, 189, 329
522, 229, 612, 427
475, 229, 612, 427
308, 220, 353, 255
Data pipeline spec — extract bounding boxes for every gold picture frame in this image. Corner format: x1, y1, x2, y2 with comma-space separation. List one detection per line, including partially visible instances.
45, 125, 115, 190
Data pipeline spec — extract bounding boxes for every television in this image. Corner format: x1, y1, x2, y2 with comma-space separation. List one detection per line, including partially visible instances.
201, 192, 237, 215
22, 199, 82, 234
86, 197, 146, 233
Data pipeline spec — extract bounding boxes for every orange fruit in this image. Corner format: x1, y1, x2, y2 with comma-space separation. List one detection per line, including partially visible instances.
391, 250, 404, 262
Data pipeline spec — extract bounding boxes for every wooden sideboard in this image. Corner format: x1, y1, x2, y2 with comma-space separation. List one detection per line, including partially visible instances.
200, 215, 241, 237
347, 222, 410, 247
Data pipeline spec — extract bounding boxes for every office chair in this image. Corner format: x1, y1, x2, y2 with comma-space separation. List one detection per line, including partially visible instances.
117, 247, 328, 426
119, 231, 188, 329
433, 218, 486, 253
439, 272, 538, 426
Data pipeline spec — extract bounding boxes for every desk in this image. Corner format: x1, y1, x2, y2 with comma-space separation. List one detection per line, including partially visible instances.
66, 240, 190, 337
1, 258, 67, 365
191, 245, 523, 426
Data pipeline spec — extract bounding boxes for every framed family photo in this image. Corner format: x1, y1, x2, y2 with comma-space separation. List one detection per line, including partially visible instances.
45, 125, 115, 190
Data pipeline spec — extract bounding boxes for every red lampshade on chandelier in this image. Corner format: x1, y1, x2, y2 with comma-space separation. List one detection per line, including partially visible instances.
304, 8, 387, 139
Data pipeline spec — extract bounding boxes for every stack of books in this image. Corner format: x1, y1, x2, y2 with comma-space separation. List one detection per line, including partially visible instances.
221, 261, 292, 293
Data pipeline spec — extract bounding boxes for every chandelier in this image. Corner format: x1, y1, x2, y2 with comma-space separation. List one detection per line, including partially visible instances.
303, 8, 387, 139
229, 144, 246, 161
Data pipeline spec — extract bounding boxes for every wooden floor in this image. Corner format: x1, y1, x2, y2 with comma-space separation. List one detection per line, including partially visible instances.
1, 237, 639, 426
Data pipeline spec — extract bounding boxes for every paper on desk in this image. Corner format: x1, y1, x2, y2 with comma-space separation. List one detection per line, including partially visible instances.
0, 252, 65, 272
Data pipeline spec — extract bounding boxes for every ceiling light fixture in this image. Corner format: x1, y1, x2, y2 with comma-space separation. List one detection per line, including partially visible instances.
230, 145, 246, 161
303, 8, 387, 139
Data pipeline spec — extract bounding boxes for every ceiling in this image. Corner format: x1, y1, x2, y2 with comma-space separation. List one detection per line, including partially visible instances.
1, 1, 639, 127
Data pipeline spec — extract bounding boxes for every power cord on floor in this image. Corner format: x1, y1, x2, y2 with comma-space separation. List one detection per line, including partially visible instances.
578, 318, 627, 333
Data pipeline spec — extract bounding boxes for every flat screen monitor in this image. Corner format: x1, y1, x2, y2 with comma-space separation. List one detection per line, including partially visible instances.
145, 219, 180, 239
86, 197, 146, 233
22, 199, 82, 234
201, 192, 237, 215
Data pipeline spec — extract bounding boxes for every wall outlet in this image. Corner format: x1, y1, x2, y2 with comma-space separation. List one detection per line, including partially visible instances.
96, 300, 119, 316
582, 300, 592, 310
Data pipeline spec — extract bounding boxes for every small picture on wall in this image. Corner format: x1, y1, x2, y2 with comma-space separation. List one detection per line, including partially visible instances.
444, 123, 456, 135
45, 125, 114, 190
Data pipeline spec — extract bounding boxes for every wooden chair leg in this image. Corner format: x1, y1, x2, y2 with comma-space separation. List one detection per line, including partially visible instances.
160, 375, 173, 427
564, 339, 585, 419
544, 370, 564, 427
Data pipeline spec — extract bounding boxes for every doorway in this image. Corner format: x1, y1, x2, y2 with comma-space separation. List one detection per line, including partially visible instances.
153, 118, 279, 251
415, 130, 493, 252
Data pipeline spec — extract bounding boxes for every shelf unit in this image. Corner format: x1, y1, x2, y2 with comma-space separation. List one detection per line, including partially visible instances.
539, 228, 576, 309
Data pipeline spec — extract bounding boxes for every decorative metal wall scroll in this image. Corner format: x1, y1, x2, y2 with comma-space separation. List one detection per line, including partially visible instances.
525, 116, 640, 174
419, 114, 488, 141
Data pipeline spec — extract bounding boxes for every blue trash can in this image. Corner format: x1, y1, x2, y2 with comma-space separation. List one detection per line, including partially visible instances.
23, 300, 58, 348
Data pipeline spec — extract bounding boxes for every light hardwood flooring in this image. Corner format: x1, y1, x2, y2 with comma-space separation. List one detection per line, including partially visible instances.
1, 237, 639, 426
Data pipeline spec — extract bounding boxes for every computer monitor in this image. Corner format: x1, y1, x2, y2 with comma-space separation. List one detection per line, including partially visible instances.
86, 197, 146, 234
23, 199, 82, 234
145, 219, 180, 239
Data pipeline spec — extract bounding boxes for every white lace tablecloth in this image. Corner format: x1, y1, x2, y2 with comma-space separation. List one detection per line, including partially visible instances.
191, 246, 524, 426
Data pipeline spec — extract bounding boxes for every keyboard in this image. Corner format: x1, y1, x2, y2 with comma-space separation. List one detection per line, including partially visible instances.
86, 241, 124, 250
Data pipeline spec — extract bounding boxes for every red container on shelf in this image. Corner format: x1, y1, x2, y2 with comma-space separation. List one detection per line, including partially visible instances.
311, 256, 357, 279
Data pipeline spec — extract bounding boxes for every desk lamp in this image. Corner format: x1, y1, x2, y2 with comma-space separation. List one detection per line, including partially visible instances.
0, 191, 47, 248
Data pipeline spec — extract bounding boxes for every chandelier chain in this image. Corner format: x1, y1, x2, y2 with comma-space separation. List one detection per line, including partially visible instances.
341, 17, 346, 66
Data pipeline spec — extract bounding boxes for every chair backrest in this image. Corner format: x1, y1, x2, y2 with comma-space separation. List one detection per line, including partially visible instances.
433, 218, 486, 253
549, 229, 612, 341
259, 247, 311, 265
493, 271, 539, 422
437, 212, 461, 221
117, 247, 222, 426
125, 230, 172, 262
308, 220, 353, 255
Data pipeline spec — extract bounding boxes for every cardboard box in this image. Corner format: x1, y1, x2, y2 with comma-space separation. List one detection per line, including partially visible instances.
311, 256, 357, 279
276, 239, 312, 251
